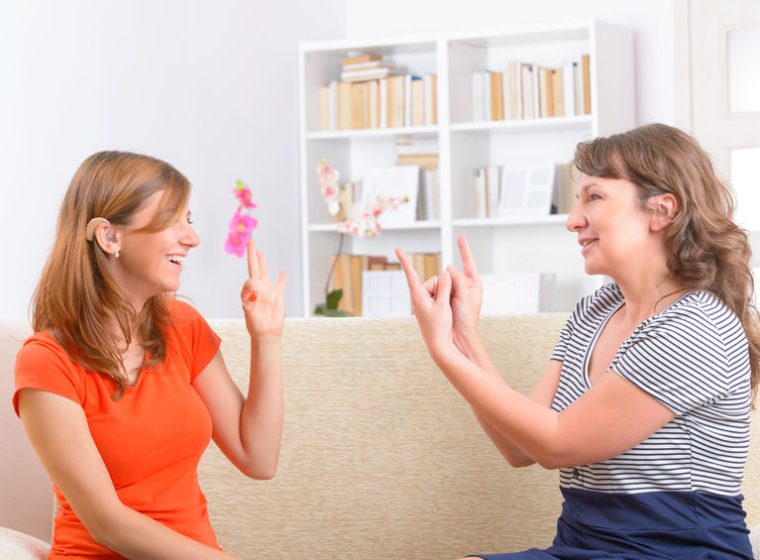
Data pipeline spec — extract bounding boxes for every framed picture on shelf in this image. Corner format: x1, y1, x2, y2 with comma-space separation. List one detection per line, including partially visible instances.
497, 161, 555, 217
360, 165, 419, 227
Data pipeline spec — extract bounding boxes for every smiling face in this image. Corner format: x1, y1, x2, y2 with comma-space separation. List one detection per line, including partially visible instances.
566, 174, 655, 278
109, 190, 200, 309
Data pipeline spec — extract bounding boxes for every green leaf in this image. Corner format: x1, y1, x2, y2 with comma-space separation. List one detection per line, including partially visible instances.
326, 289, 343, 310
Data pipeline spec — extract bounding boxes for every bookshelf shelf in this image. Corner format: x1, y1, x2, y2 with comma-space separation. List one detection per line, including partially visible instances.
453, 215, 569, 228
299, 21, 634, 316
309, 221, 442, 232
306, 125, 440, 141
450, 115, 592, 134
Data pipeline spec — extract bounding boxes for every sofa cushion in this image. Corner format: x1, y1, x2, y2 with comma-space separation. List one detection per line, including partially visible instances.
0, 526, 50, 560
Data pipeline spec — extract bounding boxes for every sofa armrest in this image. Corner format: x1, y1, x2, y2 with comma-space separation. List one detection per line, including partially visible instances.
0, 527, 50, 560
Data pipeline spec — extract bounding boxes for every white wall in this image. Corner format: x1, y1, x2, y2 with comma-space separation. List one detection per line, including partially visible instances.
0, 0, 346, 320
0, 0, 683, 319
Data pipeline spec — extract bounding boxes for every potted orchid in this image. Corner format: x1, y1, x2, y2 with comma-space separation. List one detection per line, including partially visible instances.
314, 159, 407, 316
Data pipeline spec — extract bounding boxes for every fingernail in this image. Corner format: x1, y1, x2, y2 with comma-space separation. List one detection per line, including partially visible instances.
248, 291, 258, 302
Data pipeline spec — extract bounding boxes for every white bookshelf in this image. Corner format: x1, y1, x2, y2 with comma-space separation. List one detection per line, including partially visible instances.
298, 21, 634, 317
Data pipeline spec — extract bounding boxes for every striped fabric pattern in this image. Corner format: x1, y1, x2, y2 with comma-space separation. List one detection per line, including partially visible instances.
551, 283, 751, 496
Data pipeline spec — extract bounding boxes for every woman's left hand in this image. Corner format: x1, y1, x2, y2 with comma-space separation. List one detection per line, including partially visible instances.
240, 239, 286, 339
396, 247, 456, 359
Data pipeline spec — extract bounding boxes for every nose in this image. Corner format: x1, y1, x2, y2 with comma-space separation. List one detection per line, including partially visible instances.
181, 223, 201, 248
566, 200, 586, 233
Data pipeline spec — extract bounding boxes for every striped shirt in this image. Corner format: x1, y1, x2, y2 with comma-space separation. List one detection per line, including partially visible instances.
551, 283, 752, 496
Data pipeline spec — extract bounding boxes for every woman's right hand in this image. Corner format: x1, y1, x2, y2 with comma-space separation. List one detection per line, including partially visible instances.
240, 239, 286, 340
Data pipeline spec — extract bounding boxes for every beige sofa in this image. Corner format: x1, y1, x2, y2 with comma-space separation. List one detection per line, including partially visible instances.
2, 315, 759, 559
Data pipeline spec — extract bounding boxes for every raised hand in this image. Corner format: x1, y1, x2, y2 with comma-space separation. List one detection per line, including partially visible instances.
395, 247, 454, 357
240, 239, 286, 339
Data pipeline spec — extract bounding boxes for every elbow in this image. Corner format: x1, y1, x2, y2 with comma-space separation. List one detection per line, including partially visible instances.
241, 459, 278, 480
79, 505, 126, 549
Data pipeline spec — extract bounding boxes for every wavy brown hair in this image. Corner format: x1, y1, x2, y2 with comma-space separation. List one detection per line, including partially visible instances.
574, 123, 760, 405
32, 151, 191, 398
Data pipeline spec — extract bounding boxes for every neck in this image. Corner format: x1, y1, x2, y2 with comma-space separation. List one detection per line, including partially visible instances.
614, 273, 687, 325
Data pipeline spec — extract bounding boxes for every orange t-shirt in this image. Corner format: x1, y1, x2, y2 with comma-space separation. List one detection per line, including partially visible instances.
13, 299, 222, 559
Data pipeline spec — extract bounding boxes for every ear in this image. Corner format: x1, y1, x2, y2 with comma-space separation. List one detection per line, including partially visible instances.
93, 221, 121, 257
649, 193, 678, 232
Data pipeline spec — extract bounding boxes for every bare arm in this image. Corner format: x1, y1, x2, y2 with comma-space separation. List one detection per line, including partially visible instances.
473, 360, 562, 468
193, 239, 285, 480
396, 244, 674, 470
18, 389, 237, 560
432, 344, 674, 468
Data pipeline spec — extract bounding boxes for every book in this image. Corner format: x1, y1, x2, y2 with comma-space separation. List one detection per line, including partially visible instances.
379, 78, 388, 128
486, 165, 501, 218
562, 62, 576, 117
411, 77, 425, 126
490, 71, 504, 121
475, 168, 487, 218
338, 81, 352, 130
552, 68, 564, 117
342, 60, 388, 71
341, 67, 393, 82
539, 67, 552, 118
424, 252, 441, 280
403, 74, 413, 127
342, 53, 381, 65
331, 254, 354, 313
423, 74, 437, 125
581, 54, 591, 114
396, 153, 438, 170
320, 86, 329, 130
368, 80, 379, 129
367, 255, 388, 271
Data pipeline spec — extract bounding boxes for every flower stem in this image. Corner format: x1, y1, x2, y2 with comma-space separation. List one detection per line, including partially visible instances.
324, 233, 345, 298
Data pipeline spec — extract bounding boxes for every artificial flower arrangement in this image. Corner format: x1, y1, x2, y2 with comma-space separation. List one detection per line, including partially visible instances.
225, 180, 258, 257
314, 158, 408, 316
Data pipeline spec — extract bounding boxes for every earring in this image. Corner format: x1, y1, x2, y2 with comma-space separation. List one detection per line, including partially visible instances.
113, 248, 120, 259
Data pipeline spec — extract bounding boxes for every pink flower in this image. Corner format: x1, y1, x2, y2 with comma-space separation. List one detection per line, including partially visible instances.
234, 180, 257, 209
224, 183, 258, 258
225, 231, 248, 257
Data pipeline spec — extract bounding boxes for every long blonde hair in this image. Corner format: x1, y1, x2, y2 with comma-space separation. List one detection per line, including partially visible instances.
32, 151, 191, 398
574, 123, 760, 405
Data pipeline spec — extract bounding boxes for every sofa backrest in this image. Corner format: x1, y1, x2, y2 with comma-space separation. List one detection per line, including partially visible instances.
0, 319, 53, 542
203, 315, 760, 559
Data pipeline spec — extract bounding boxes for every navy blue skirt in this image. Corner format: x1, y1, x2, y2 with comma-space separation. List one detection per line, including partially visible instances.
471, 488, 753, 560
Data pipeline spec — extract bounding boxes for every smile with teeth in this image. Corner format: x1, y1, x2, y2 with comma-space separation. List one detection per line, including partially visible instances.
167, 255, 185, 265
580, 239, 597, 251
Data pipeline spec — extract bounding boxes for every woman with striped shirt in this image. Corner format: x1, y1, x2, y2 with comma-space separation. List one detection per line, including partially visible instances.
397, 123, 759, 559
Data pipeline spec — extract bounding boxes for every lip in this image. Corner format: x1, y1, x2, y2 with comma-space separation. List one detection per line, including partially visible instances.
579, 238, 598, 256
166, 254, 188, 266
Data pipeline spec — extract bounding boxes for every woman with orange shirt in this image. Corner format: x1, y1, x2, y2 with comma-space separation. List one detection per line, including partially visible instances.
14, 151, 285, 559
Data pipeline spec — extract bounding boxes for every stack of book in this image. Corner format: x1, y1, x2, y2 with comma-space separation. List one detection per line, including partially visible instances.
340, 53, 394, 82
394, 137, 439, 221
472, 54, 591, 122
330, 252, 440, 315
320, 53, 438, 131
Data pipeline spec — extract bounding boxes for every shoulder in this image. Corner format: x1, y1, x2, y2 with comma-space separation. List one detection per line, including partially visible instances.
570, 282, 623, 325
164, 296, 204, 322
16, 331, 80, 371
643, 291, 741, 344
